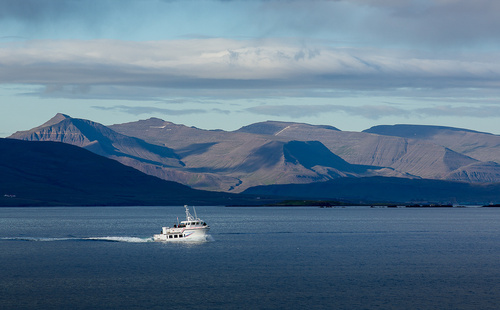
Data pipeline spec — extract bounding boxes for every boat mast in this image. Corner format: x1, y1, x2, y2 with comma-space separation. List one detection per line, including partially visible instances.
184, 205, 194, 221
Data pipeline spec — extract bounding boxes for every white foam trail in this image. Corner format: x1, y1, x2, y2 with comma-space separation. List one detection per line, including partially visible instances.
1, 237, 73, 242
1, 236, 153, 243
84, 236, 153, 243
2, 235, 213, 243
184, 234, 212, 242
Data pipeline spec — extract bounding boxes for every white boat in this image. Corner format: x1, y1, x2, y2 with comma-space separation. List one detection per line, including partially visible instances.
153, 205, 210, 241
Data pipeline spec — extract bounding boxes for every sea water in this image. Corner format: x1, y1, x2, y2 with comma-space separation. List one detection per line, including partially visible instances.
1, 206, 500, 310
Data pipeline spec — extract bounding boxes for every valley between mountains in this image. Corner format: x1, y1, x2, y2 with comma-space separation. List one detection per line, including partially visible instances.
9, 113, 500, 199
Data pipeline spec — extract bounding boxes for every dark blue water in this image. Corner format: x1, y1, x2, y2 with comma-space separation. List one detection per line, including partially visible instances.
1, 206, 500, 310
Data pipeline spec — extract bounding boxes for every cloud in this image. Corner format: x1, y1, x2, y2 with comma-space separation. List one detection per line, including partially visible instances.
1, 0, 499, 49
1, 38, 500, 96
246, 104, 411, 119
1, 37, 500, 125
415, 105, 500, 118
93, 105, 231, 116
246, 103, 500, 120
0, 0, 81, 21
0, 0, 114, 37
34, 85, 164, 101
350, 0, 500, 46
252, 0, 500, 48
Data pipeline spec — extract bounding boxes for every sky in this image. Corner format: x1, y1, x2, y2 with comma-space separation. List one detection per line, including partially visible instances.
1, 0, 500, 136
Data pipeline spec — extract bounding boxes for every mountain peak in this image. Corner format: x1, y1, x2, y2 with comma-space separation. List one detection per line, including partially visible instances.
145, 117, 165, 122
42, 113, 71, 127
9, 113, 72, 137
363, 124, 491, 139
29, 113, 71, 131
237, 120, 339, 136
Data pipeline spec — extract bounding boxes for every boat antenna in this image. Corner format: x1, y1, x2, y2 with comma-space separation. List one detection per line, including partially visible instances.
193, 206, 198, 220
185, 205, 194, 221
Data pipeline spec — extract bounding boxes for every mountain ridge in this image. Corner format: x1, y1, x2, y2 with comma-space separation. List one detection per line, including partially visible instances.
363, 124, 500, 164
9, 114, 500, 194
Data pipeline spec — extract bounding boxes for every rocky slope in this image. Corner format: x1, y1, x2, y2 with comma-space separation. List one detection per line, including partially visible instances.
236, 121, 500, 183
10, 113, 183, 167
364, 124, 500, 164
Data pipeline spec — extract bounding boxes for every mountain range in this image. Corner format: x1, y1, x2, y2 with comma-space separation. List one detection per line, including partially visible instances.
7, 113, 500, 205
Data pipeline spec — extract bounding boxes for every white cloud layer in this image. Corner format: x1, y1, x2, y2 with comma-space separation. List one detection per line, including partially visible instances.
1, 39, 499, 93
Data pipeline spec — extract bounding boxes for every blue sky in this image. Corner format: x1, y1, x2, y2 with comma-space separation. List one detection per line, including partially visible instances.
1, 0, 500, 136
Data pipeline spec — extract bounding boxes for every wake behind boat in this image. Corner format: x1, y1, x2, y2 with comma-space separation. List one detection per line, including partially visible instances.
153, 205, 210, 242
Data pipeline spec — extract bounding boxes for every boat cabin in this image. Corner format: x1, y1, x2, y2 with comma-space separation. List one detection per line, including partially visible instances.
178, 221, 207, 228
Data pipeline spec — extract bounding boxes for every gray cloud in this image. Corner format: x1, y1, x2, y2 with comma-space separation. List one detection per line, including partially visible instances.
247, 103, 500, 120
93, 105, 205, 116
0, 0, 80, 21
414, 105, 500, 118
93, 105, 231, 116
2, 0, 499, 48
359, 0, 500, 47
253, 0, 500, 48
246, 104, 411, 120
0, 0, 113, 36
2, 39, 499, 94
34, 85, 164, 101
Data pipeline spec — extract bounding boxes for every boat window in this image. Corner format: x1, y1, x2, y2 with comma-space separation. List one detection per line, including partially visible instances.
169, 235, 172, 239
174, 235, 178, 238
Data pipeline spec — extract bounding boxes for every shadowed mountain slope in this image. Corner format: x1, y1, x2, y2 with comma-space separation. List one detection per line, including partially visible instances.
232, 121, 500, 183
364, 124, 500, 164
109, 117, 500, 187
283, 140, 371, 173
243, 177, 500, 205
109, 118, 389, 191
0, 138, 252, 206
